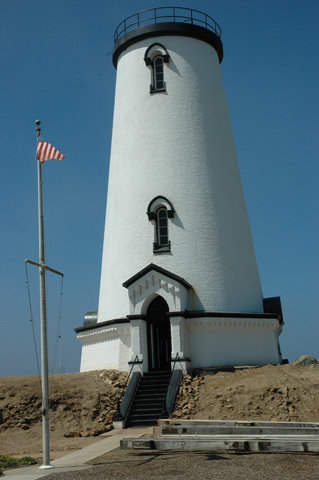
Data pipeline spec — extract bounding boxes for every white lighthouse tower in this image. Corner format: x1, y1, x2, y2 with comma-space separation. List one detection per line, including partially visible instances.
76, 7, 283, 373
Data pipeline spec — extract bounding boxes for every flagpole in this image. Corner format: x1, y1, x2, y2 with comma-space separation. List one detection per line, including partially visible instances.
35, 120, 54, 470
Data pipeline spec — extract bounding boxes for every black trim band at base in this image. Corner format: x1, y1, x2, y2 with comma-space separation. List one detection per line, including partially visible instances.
127, 314, 147, 321
167, 310, 282, 323
74, 318, 129, 333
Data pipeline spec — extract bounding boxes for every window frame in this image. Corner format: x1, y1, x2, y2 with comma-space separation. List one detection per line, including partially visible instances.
153, 55, 165, 91
156, 207, 169, 247
144, 43, 170, 94
147, 196, 175, 254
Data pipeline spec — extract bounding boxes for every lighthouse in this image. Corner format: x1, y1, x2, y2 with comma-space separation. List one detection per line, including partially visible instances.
75, 7, 283, 373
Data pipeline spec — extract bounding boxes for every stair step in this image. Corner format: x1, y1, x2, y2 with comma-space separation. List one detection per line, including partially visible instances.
131, 406, 163, 414
130, 413, 162, 419
131, 402, 163, 408
133, 396, 164, 405
141, 379, 170, 384
140, 382, 168, 386
127, 419, 158, 427
136, 390, 166, 395
133, 397, 164, 403
140, 380, 170, 385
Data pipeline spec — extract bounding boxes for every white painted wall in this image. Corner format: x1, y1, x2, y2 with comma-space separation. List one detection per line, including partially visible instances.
97, 33, 263, 326
78, 325, 131, 372
187, 317, 282, 367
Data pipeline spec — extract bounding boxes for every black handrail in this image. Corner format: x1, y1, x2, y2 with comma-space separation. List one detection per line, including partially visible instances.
161, 352, 183, 418
171, 351, 180, 373
114, 7, 222, 43
116, 354, 139, 415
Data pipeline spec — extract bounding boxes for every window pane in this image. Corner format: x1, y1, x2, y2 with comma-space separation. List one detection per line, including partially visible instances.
157, 208, 169, 245
158, 210, 167, 218
160, 235, 168, 245
153, 56, 164, 91
159, 228, 168, 237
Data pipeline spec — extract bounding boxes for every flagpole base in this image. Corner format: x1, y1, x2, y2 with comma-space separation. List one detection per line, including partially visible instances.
39, 464, 54, 470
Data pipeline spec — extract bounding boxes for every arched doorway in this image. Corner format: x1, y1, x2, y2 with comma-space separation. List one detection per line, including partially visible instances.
146, 296, 171, 371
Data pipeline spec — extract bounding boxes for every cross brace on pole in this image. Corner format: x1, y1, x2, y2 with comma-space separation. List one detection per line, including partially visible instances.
25, 259, 64, 277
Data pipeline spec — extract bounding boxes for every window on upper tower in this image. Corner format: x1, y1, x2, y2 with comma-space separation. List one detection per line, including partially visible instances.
147, 196, 175, 253
157, 207, 169, 246
153, 56, 164, 90
144, 43, 170, 94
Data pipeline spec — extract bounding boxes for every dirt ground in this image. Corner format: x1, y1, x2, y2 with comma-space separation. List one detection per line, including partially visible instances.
0, 356, 318, 462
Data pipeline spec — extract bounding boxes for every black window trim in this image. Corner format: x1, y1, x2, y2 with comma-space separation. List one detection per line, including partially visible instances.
147, 196, 175, 254
144, 43, 170, 94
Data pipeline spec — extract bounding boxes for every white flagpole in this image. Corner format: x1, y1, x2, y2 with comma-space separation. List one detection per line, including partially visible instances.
35, 119, 54, 470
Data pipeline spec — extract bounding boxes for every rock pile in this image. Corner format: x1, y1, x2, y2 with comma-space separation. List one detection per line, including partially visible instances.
171, 375, 205, 419
171, 360, 319, 423
0, 370, 127, 438
0, 393, 42, 432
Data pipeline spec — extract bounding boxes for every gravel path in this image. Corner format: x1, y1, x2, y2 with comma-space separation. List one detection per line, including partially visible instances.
44, 448, 319, 480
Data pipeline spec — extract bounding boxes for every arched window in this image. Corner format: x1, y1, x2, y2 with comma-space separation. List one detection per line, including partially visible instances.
147, 196, 175, 254
144, 43, 170, 94
153, 56, 164, 90
157, 207, 169, 246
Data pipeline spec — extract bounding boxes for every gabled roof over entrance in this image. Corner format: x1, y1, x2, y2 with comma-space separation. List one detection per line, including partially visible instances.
123, 263, 192, 290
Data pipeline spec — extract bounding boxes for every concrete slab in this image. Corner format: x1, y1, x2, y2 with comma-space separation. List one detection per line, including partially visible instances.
121, 434, 319, 453
120, 420, 319, 454
4, 426, 152, 480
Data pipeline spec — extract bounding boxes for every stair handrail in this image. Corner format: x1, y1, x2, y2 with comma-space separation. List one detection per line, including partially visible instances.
171, 351, 180, 373
116, 354, 139, 414
161, 352, 183, 418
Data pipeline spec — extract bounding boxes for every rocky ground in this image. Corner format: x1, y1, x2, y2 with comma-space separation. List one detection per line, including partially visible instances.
0, 370, 127, 460
172, 356, 319, 423
0, 356, 318, 463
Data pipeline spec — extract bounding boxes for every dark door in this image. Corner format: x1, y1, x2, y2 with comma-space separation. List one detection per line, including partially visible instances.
146, 296, 171, 371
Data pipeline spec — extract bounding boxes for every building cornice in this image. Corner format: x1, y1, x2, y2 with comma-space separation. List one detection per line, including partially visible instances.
74, 318, 129, 334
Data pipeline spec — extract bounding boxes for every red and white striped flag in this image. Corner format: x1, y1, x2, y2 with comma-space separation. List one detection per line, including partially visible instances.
36, 136, 65, 163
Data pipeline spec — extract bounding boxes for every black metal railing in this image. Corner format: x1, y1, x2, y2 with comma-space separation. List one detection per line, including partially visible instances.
115, 354, 139, 417
114, 7, 222, 43
161, 353, 183, 417
171, 351, 180, 373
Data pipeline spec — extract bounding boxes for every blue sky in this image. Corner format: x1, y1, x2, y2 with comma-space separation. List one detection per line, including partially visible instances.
0, 0, 318, 377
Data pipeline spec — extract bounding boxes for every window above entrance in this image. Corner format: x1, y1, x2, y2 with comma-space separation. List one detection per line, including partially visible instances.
147, 196, 175, 253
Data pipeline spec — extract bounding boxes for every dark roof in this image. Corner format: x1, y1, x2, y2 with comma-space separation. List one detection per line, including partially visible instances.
113, 21, 223, 68
123, 263, 193, 290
